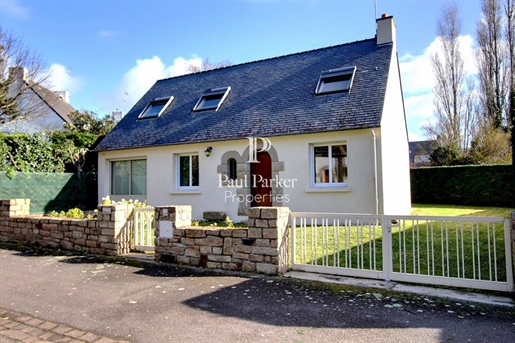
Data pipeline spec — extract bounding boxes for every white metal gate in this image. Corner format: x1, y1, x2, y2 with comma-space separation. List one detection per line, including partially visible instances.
133, 208, 155, 252
290, 212, 513, 292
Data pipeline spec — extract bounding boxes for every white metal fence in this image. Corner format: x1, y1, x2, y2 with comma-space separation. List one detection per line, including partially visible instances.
133, 208, 155, 252
290, 212, 513, 292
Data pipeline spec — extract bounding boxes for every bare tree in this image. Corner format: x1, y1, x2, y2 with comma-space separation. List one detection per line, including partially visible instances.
504, 0, 515, 171
424, 3, 477, 154
185, 58, 231, 74
0, 26, 50, 125
476, 0, 512, 129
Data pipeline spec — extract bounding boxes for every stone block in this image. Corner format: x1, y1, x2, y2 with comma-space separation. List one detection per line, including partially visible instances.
252, 246, 279, 256
248, 228, 262, 238
177, 255, 191, 264
100, 242, 117, 250
50, 231, 63, 239
223, 237, 233, 255
247, 207, 261, 219
185, 246, 200, 257
181, 238, 196, 245
250, 254, 264, 262
203, 211, 227, 221
185, 229, 207, 238
194, 238, 207, 246
200, 246, 213, 254
255, 239, 270, 247
167, 246, 185, 255
208, 254, 231, 263
233, 252, 249, 260
222, 262, 240, 271
255, 219, 268, 228
263, 228, 278, 239
98, 235, 110, 243
206, 235, 223, 246
206, 261, 221, 269
260, 208, 278, 219
220, 229, 234, 237
256, 263, 278, 275
242, 261, 256, 272
232, 230, 247, 238
234, 245, 252, 254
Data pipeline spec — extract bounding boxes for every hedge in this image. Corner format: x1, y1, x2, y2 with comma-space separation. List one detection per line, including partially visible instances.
410, 164, 514, 207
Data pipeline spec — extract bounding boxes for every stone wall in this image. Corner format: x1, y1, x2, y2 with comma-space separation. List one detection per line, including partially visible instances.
155, 206, 290, 275
1, 198, 292, 276
0, 199, 132, 255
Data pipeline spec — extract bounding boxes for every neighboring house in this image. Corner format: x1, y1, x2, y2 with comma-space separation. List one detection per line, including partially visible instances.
96, 15, 411, 221
409, 140, 435, 168
1, 67, 74, 133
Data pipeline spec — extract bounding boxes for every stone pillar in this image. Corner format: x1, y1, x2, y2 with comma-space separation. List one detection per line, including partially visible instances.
96, 203, 134, 255
154, 205, 192, 261
0, 199, 30, 217
247, 206, 290, 274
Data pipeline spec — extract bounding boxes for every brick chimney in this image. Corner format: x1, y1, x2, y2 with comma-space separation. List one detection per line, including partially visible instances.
376, 13, 396, 46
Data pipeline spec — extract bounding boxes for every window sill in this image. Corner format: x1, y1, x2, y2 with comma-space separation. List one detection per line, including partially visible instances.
305, 187, 351, 193
170, 189, 201, 195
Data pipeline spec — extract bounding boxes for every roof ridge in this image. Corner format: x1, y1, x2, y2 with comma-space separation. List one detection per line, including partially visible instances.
158, 37, 376, 82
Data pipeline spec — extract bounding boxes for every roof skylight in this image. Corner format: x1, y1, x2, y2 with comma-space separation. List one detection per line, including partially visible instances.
193, 87, 231, 112
316, 66, 356, 95
138, 97, 173, 119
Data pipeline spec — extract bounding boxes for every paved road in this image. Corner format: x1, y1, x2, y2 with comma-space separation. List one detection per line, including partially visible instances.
0, 248, 514, 343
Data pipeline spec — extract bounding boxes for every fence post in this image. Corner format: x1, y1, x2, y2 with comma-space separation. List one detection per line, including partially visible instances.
154, 205, 192, 261
382, 215, 392, 282
247, 206, 290, 274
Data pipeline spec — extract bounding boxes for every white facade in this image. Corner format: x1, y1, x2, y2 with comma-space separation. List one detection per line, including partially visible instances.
98, 128, 411, 222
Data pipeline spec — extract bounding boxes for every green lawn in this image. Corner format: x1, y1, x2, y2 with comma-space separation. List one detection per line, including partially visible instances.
292, 204, 512, 282
410, 204, 514, 218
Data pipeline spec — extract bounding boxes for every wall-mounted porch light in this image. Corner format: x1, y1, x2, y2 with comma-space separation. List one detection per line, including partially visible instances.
204, 146, 213, 157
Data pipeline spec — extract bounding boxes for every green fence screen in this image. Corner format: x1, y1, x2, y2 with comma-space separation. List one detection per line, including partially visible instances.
0, 172, 97, 214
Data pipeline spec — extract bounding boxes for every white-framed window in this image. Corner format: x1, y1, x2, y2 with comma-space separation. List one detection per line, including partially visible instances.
316, 66, 356, 94
193, 87, 231, 112
111, 159, 147, 195
178, 154, 199, 188
312, 143, 348, 186
138, 96, 173, 119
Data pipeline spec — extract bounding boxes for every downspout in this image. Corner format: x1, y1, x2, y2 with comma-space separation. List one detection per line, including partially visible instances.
371, 129, 379, 215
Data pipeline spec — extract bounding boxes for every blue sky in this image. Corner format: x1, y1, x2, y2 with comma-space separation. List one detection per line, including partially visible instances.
1, 0, 483, 141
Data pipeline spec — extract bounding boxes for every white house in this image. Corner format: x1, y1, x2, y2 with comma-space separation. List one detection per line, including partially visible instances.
95, 15, 411, 221
2, 67, 74, 133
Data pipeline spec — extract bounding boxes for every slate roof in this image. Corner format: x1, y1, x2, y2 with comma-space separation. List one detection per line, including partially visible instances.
30, 83, 74, 125
96, 38, 393, 151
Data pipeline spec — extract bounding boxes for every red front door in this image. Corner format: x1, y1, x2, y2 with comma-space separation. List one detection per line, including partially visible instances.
251, 151, 272, 207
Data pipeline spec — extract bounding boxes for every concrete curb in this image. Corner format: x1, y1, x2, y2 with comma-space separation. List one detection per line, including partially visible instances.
284, 271, 515, 308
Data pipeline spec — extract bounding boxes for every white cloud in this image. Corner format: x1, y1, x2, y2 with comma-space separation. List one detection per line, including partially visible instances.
107, 55, 203, 113
98, 30, 122, 39
47, 63, 82, 93
0, 0, 29, 18
399, 34, 476, 141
